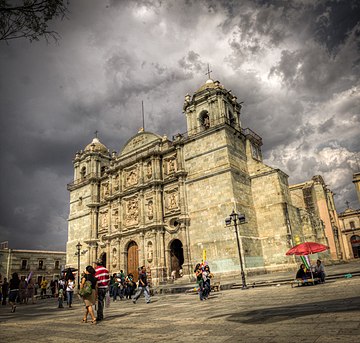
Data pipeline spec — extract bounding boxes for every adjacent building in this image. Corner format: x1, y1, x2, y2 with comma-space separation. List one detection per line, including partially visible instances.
289, 175, 344, 261
66, 77, 337, 285
0, 246, 66, 284
338, 172, 360, 259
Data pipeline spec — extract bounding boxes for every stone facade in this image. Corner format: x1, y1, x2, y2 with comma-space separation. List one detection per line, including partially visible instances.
289, 175, 344, 261
0, 248, 66, 284
66, 78, 336, 284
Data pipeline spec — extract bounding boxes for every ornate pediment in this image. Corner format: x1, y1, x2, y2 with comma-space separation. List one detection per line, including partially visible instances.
120, 131, 162, 156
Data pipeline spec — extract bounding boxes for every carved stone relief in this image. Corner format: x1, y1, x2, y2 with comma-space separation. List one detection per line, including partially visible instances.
124, 196, 139, 226
125, 167, 139, 188
101, 182, 110, 199
165, 189, 179, 212
99, 209, 108, 231
163, 155, 177, 176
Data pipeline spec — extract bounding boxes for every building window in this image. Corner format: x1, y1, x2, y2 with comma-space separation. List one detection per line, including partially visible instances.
38, 260, 44, 270
80, 166, 86, 179
55, 260, 60, 269
199, 111, 210, 130
21, 259, 28, 270
350, 221, 355, 229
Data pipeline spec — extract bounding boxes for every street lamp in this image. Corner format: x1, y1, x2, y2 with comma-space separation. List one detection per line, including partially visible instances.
225, 210, 248, 289
75, 242, 82, 290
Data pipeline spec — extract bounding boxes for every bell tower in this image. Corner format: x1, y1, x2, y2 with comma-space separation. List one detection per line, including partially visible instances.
182, 77, 243, 136
66, 134, 111, 270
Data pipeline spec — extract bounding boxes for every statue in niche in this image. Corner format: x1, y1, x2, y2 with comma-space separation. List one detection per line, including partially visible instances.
102, 183, 109, 197
125, 198, 139, 226
147, 200, 154, 220
126, 169, 138, 186
113, 209, 119, 228
168, 158, 176, 173
146, 162, 152, 179
112, 249, 117, 267
168, 193, 177, 209
203, 114, 210, 129
113, 174, 120, 191
147, 242, 153, 262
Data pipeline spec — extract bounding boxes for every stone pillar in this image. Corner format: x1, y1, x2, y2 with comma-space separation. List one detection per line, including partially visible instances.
140, 232, 145, 266
106, 242, 110, 271
180, 224, 192, 278
165, 246, 171, 279
117, 239, 121, 272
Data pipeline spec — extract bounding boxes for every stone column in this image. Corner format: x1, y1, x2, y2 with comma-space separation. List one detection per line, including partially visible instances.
106, 242, 111, 271
117, 239, 121, 272
140, 232, 145, 266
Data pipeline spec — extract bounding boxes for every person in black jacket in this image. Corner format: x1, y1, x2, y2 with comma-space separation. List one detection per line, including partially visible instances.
295, 264, 307, 279
9, 272, 20, 312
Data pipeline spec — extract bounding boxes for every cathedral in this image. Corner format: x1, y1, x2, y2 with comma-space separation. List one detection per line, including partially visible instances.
66, 77, 334, 285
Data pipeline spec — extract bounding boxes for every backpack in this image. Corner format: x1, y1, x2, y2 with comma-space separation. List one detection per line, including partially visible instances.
79, 280, 92, 297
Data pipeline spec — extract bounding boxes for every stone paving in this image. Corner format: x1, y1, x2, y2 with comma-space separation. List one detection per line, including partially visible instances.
0, 275, 359, 342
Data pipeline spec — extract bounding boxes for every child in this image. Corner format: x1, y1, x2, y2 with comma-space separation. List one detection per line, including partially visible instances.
58, 288, 64, 308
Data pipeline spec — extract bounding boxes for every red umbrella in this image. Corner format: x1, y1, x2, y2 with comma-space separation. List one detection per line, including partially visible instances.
286, 242, 329, 256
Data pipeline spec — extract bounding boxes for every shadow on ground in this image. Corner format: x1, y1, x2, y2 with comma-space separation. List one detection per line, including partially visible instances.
211, 297, 360, 324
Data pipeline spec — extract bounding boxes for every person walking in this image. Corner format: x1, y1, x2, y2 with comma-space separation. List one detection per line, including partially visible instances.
9, 272, 20, 313
94, 258, 109, 322
66, 275, 75, 308
80, 265, 97, 324
2, 277, 9, 305
132, 266, 151, 304
19, 276, 27, 304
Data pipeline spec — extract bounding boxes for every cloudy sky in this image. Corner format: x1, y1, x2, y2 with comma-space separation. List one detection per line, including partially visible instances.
0, 0, 359, 251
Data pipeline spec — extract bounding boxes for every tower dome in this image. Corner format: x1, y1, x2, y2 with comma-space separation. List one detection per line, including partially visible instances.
84, 137, 108, 154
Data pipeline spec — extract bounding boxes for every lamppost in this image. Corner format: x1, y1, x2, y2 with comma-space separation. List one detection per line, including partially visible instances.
225, 210, 248, 289
75, 242, 82, 290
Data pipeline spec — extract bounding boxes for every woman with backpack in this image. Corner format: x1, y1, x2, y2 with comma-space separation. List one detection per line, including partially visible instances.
80, 265, 97, 324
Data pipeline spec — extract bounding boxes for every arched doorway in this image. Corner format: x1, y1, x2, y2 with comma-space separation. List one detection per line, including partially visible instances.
350, 235, 360, 258
170, 239, 184, 278
127, 241, 139, 278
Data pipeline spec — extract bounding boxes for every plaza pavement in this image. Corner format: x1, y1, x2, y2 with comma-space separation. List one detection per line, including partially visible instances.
0, 261, 359, 343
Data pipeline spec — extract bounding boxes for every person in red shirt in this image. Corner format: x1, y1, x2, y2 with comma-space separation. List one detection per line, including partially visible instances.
94, 258, 109, 322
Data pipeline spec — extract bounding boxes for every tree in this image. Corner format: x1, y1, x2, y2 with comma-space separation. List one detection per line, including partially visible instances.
0, 0, 69, 42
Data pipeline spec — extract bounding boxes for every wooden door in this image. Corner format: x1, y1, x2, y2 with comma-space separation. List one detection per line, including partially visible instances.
127, 241, 139, 280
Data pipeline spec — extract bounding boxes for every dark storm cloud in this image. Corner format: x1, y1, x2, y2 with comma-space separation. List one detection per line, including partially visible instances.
0, 0, 359, 250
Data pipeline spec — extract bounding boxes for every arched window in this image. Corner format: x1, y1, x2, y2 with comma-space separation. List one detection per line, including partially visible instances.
350, 221, 355, 229
228, 111, 236, 126
199, 111, 210, 130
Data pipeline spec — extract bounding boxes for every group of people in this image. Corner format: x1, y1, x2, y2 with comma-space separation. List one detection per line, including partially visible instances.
78, 260, 151, 324
194, 263, 213, 301
109, 271, 139, 301
296, 259, 326, 283
0, 273, 37, 312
